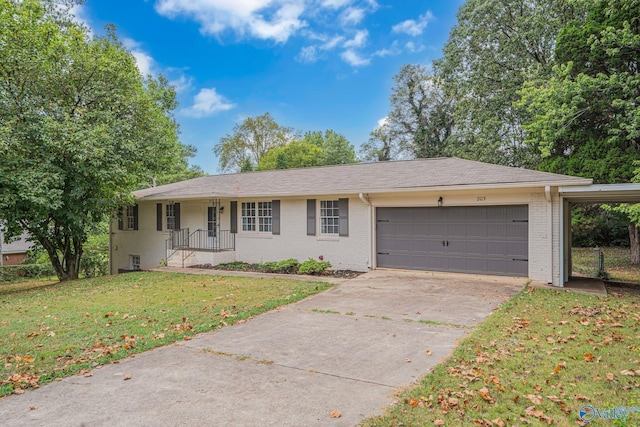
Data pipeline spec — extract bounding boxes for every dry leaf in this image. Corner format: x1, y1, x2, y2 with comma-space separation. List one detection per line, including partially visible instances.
409, 398, 419, 408
583, 353, 594, 362
524, 394, 543, 404
123, 374, 132, 381
29, 406, 38, 410
425, 350, 432, 356
606, 373, 614, 381
433, 420, 445, 426
478, 387, 494, 403
492, 419, 505, 427
329, 410, 341, 418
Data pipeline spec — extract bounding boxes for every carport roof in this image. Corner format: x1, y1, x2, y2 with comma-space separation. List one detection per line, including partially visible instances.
559, 183, 640, 204
135, 157, 593, 200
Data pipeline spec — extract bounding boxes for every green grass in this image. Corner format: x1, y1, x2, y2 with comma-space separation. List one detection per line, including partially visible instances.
573, 247, 640, 284
362, 286, 640, 426
0, 271, 333, 397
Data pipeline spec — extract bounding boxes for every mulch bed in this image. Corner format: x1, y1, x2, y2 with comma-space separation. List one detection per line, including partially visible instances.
187, 263, 364, 279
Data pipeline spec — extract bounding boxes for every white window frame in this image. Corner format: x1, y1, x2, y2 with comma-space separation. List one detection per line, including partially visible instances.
241, 202, 256, 232
166, 203, 175, 231
125, 206, 135, 230
320, 200, 340, 235
241, 201, 272, 233
130, 255, 141, 270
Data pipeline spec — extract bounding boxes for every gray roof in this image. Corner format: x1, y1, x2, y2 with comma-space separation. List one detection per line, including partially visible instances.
134, 157, 592, 200
1, 231, 33, 254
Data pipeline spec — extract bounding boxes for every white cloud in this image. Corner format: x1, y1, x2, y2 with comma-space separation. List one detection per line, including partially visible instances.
341, 49, 370, 67
184, 88, 235, 117
169, 75, 195, 94
392, 11, 434, 37
339, 7, 365, 26
321, 35, 345, 50
297, 45, 319, 63
374, 40, 401, 57
321, 0, 353, 8
405, 41, 425, 53
69, 3, 92, 32
122, 38, 157, 76
343, 29, 368, 48
155, 0, 307, 43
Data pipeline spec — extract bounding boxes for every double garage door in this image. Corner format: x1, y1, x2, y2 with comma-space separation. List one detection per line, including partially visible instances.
376, 205, 528, 277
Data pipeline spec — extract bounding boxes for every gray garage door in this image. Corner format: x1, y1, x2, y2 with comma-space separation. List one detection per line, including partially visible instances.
376, 205, 528, 277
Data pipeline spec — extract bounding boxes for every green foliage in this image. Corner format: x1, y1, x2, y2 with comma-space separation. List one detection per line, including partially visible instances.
360, 124, 394, 162
257, 141, 323, 170
145, 144, 206, 187
0, 1, 183, 281
302, 130, 357, 165
435, 0, 589, 166
213, 113, 295, 172
297, 258, 331, 275
259, 258, 300, 274
79, 232, 109, 278
0, 265, 55, 284
571, 205, 630, 247
517, 0, 640, 183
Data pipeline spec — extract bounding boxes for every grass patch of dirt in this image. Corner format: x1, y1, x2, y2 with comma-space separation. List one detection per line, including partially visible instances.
361, 286, 640, 426
0, 271, 333, 397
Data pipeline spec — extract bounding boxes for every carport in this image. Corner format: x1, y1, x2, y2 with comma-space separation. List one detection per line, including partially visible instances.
559, 183, 640, 286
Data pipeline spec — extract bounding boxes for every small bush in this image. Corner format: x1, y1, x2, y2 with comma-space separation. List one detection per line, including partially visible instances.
215, 262, 252, 271
260, 258, 300, 274
297, 258, 331, 275
0, 264, 55, 283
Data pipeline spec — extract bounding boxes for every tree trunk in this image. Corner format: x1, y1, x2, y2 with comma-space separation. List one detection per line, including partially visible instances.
630, 224, 640, 265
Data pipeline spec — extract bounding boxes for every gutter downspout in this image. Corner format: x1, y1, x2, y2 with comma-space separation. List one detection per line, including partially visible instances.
108, 217, 113, 275
545, 186, 553, 285
359, 193, 373, 270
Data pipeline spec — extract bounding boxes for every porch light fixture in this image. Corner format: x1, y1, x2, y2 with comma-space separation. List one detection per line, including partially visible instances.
438, 196, 443, 207
220, 206, 224, 214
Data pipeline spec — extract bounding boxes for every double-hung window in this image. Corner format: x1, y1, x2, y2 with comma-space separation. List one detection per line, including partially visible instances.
125, 206, 135, 230
166, 204, 176, 230
241, 202, 256, 231
320, 200, 340, 235
242, 201, 272, 233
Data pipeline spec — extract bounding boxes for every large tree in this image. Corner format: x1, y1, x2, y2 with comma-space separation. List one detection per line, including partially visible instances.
213, 112, 295, 172
0, 0, 184, 280
301, 130, 357, 165
435, 0, 590, 167
256, 141, 324, 171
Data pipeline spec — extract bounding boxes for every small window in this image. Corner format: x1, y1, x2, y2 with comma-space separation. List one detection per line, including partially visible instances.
166, 204, 175, 230
125, 206, 135, 230
258, 201, 272, 232
320, 200, 339, 235
130, 255, 141, 271
241, 202, 256, 232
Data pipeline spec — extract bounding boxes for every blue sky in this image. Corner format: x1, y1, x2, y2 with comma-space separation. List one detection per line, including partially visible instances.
75, 1, 464, 174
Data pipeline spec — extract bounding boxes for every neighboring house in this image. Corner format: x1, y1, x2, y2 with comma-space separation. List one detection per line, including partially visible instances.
109, 158, 640, 287
0, 230, 33, 266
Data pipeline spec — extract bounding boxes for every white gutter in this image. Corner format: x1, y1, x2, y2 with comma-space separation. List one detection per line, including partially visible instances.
545, 186, 553, 284
359, 193, 373, 270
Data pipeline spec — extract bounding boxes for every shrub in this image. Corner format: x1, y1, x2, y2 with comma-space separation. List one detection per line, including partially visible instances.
297, 258, 331, 275
0, 264, 55, 283
260, 258, 299, 274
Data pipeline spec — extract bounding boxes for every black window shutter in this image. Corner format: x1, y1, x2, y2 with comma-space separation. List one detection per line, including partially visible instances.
339, 198, 349, 237
156, 203, 163, 231
117, 207, 123, 231
230, 201, 237, 233
272, 200, 280, 235
174, 203, 181, 229
307, 199, 316, 236
133, 204, 139, 230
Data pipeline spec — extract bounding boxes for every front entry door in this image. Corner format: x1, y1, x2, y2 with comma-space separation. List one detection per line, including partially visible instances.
207, 206, 218, 250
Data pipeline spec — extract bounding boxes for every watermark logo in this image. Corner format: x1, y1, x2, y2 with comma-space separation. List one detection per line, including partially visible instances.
579, 405, 640, 423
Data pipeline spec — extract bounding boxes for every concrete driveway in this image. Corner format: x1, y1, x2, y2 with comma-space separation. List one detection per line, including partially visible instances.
0, 270, 525, 426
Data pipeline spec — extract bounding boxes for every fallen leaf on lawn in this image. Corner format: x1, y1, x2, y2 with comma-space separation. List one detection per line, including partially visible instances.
478, 387, 494, 403
525, 406, 554, 424
552, 362, 567, 375
492, 418, 505, 427
583, 353, 594, 362
606, 373, 614, 381
433, 420, 444, 426
123, 374, 132, 381
579, 319, 590, 326
524, 394, 543, 404
425, 350, 432, 356
409, 398, 419, 407
620, 369, 640, 376
23, 356, 35, 363
329, 410, 341, 418
574, 394, 590, 401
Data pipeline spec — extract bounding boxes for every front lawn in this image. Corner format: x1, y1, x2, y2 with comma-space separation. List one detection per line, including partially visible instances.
362, 287, 640, 426
0, 271, 333, 397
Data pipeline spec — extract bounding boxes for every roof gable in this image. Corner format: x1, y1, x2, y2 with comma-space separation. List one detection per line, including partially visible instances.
134, 157, 592, 200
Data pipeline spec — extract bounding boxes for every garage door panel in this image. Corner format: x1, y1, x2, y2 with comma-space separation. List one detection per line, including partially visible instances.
376, 206, 528, 277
